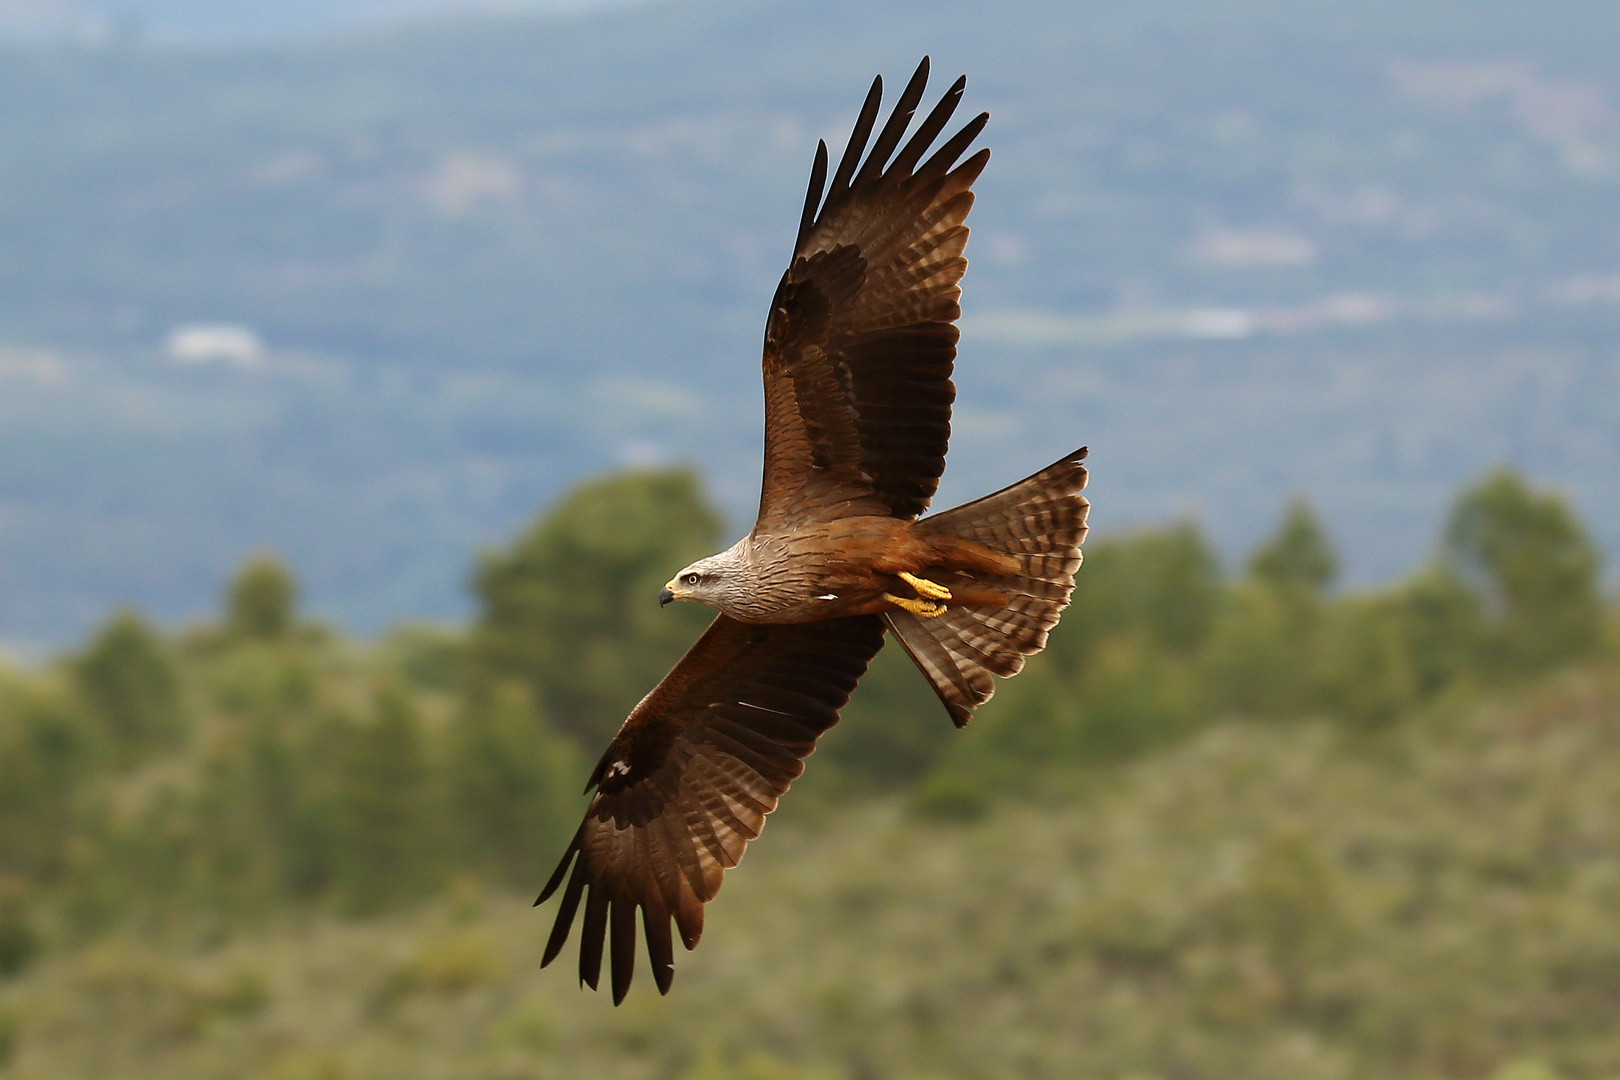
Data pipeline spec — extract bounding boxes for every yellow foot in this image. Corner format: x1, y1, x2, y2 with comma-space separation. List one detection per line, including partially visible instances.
884, 593, 947, 619
898, 571, 952, 601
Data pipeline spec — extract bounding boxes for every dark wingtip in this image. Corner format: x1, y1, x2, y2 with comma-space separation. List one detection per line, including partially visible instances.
609, 896, 637, 1005
644, 906, 676, 995
827, 73, 884, 203
578, 886, 608, 990
535, 835, 577, 904
891, 71, 970, 177
919, 110, 990, 182
540, 856, 588, 967
796, 138, 829, 251
854, 55, 932, 189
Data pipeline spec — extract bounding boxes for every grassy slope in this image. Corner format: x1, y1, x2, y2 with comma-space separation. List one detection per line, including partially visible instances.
4, 668, 1620, 1080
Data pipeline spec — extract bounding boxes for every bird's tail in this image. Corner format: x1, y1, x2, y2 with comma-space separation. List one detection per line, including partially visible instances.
887, 447, 1089, 726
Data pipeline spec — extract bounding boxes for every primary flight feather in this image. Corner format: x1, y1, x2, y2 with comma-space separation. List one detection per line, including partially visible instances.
536, 57, 1090, 1004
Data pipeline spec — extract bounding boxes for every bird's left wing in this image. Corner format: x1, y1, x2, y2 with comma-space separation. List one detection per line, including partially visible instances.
536, 613, 885, 1003
756, 57, 990, 528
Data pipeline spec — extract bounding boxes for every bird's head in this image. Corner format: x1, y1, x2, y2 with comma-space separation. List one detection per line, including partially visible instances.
660, 546, 745, 611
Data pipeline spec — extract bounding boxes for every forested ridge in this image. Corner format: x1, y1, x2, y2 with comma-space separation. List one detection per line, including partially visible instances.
0, 465, 1613, 1078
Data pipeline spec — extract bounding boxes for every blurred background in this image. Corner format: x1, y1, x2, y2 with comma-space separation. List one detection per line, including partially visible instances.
1, 0, 1618, 1077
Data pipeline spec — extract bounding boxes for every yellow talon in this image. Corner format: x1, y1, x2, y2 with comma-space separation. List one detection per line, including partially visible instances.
884, 593, 947, 618
898, 571, 952, 601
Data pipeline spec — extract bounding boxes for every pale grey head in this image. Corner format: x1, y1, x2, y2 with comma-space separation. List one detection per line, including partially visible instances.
659, 540, 754, 615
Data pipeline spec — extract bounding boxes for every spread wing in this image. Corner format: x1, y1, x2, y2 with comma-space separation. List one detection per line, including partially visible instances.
757, 56, 989, 528
535, 613, 885, 1003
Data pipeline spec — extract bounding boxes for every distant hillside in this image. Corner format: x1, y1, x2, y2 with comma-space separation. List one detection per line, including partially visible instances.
0, 457, 1613, 1077
1, 0, 1619, 643
0, 0, 623, 45
8, 673, 1620, 1079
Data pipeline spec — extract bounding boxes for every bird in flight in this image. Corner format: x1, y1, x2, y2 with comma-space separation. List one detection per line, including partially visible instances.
537, 57, 1089, 1003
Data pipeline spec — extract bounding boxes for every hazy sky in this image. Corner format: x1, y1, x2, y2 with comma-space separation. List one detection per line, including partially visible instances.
1, 0, 633, 43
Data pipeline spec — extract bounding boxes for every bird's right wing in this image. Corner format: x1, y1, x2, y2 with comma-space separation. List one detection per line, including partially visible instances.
756, 57, 989, 528
535, 612, 886, 1003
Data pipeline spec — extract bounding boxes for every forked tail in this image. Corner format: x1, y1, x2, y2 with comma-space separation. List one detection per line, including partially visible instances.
887, 447, 1089, 726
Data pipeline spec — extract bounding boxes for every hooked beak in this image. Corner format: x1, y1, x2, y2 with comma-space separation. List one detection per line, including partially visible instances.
659, 582, 676, 607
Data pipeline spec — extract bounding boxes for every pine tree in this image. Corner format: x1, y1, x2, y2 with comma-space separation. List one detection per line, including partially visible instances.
0, 677, 92, 882
226, 556, 297, 641
1050, 521, 1223, 675
1445, 470, 1601, 674
446, 682, 580, 883
470, 469, 722, 745
326, 689, 436, 914
1249, 498, 1338, 595
72, 609, 186, 761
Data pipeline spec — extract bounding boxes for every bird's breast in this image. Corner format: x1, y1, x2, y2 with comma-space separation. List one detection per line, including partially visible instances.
732, 517, 922, 623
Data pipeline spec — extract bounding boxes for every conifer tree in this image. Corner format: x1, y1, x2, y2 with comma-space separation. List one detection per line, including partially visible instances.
1053, 522, 1223, 674
446, 683, 579, 882
227, 556, 297, 640
1445, 470, 1601, 673
0, 681, 90, 882
326, 689, 436, 914
1249, 498, 1338, 595
72, 609, 186, 759
470, 469, 722, 744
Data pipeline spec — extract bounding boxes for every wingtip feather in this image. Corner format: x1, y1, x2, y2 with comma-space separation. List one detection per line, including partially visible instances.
610, 896, 637, 1005
796, 139, 829, 251
644, 906, 676, 995
922, 114, 990, 183
535, 833, 579, 905
541, 856, 588, 968
892, 73, 968, 176
853, 56, 932, 189
578, 885, 609, 991
827, 74, 884, 202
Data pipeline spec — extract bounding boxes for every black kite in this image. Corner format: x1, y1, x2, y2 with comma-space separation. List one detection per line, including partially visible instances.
537, 57, 1089, 1003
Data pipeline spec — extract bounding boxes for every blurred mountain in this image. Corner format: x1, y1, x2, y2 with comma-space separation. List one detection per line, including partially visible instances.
0, 0, 623, 45
1, 0, 1618, 645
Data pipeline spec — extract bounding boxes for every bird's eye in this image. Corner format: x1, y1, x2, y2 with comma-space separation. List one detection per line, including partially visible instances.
681, 573, 701, 586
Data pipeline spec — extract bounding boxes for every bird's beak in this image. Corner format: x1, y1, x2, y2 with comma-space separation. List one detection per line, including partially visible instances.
659, 582, 676, 607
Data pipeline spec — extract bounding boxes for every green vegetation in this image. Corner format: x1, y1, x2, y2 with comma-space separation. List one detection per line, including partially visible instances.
470, 470, 723, 746
0, 464, 1612, 1077
1445, 470, 1604, 676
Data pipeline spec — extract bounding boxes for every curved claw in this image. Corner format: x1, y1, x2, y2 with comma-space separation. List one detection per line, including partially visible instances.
898, 571, 952, 601
884, 593, 947, 618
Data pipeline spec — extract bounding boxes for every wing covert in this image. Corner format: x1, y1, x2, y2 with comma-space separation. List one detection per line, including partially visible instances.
758, 57, 990, 527
535, 613, 885, 1003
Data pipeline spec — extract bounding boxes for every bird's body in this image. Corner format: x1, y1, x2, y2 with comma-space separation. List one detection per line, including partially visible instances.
536, 58, 1090, 1004
668, 514, 1021, 624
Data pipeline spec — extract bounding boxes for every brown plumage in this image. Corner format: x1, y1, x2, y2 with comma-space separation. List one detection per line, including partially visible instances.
536, 57, 1089, 1004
